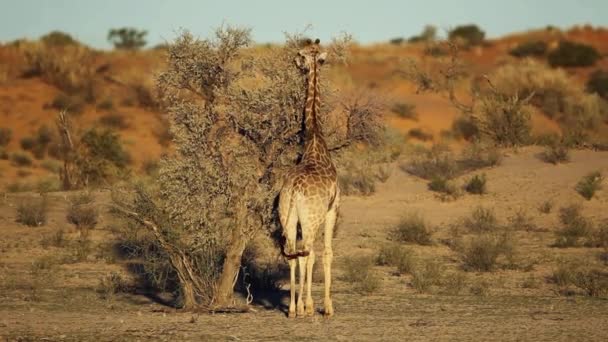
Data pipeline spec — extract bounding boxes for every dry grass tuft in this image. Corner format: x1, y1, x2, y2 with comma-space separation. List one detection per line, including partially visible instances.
575, 171, 603, 200
16, 197, 48, 227
411, 259, 444, 293
554, 204, 593, 247
463, 174, 487, 194
376, 244, 415, 275
390, 212, 433, 245
342, 255, 381, 294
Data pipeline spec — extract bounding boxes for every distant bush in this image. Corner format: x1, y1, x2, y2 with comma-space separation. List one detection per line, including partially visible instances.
75, 128, 132, 186
508, 209, 537, 232
342, 255, 381, 294
99, 112, 130, 130
554, 204, 593, 247
40, 31, 79, 47
405, 144, 459, 180
551, 260, 608, 297
49, 93, 86, 114
408, 25, 437, 43
0, 147, 8, 160
463, 206, 499, 233
548, 41, 600, 68
540, 142, 570, 164
67, 192, 98, 238
411, 259, 444, 293
587, 70, 608, 100
509, 40, 547, 58
391, 102, 417, 120
16, 197, 48, 227
108, 27, 147, 50
448, 24, 485, 46
464, 174, 487, 194
575, 171, 603, 200
460, 231, 514, 272
11, 152, 33, 167
390, 212, 433, 245
376, 244, 414, 275
427, 176, 461, 200
338, 166, 376, 196
538, 200, 553, 214
479, 93, 532, 146
408, 128, 433, 141
0, 127, 12, 146
389, 37, 405, 45
451, 116, 479, 141
460, 142, 502, 170
96, 98, 114, 111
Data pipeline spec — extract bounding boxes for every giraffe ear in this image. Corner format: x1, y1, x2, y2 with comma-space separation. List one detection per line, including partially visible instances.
317, 52, 327, 65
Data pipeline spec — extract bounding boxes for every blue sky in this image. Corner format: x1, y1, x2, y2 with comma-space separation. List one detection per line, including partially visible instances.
1, 0, 606, 49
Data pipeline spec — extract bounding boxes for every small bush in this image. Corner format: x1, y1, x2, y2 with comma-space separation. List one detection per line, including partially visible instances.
20, 137, 36, 150
538, 200, 553, 214
16, 197, 48, 227
376, 244, 415, 275
554, 204, 593, 247
40, 31, 78, 47
389, 37, 405, 45
548, 41, 601, 68
338, 167, 376, 196
460, 231, 514, 272
469, 279, 491, 296
99, 112, 130, 130
541, 143, 570, 164
49, 93, 85, 114
63, 238, 93, 263
391, 102, 417, 120
0, 127, 11, 146
0, 147, 8, 160
451, 116, 479, 141
464, 174, 486, 194
587, 70, 608, 100
408, 128, 433, 141
342, 255, 381, 294
463, 207, 499, 233
390, 213, 433, 245
75, 128, 132, 186
440, 272, 468, 295
96, 98, 114, 111
97, 272, 131, 300
479, 94, 532, 147
449, 24, 485, 46
67, 192, 98, 237
428, 176, 461, 200
40, 229, 67, 249
405, 144, 459, 180
37, 177, 61, 193
11, 152, 33, 167
509, 40, 547, 58
460, 142, 502, 170
411, 259, 444, 293
508, 209, 536, 231
41, 159, 62, 173
575, 171, 603, 200
551, 261, 608, 297
108, 27, 147, 50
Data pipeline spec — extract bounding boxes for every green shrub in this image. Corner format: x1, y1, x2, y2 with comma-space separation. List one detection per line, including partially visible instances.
463, 207, 499, 233
0, 127, 11, 146
575, 171, 603, 200
548, 41, 601, 68
16, 197, 48, 227
464, 174, 486, 194
75, 128, 132, 186
376, 244, 415, 275
342, 255, 381, 294
40, 31, 79, 46
11, 152, 33, 167
554, 204, 593, 247
108, 27, 147, 50
427, 176, 461, 200
391, 102, 417, 120
587, 69, 608, 100
541, 143, 570, 164
411, 259, 444, 293
509, 40, 547, 58
99, 112, 130, 129
448, 24, 485, 46
390, 213, 433, 245
460, 232, 514, 272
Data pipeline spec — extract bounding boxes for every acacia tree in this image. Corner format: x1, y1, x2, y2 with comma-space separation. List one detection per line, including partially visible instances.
113, 27, 379, 309
108, 27, 148, 50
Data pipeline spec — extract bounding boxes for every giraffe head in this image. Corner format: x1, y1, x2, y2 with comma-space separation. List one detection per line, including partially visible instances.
294, 38, 328, 73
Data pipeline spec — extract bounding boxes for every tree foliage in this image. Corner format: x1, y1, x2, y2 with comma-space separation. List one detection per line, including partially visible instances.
108, 27, 148, 50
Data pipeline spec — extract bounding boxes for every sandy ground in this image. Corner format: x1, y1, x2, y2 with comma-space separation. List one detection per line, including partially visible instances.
1, 146, 607, 341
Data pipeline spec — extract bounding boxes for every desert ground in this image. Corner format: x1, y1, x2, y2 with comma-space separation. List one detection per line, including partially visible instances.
1, 25, 608, 341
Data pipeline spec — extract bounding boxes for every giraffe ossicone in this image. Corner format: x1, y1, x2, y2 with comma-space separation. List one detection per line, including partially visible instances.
278, 38, 339, 318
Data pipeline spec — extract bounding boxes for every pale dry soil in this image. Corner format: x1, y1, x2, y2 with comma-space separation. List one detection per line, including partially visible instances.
1, 146, 607, 341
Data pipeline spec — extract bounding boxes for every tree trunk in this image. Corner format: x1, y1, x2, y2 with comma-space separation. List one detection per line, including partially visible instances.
214, 225, 248, 307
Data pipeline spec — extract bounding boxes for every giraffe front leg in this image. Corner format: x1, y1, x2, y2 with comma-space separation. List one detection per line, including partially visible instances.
297, 256, 306, 316
288, 258, 297, 318
305, 249, 315, 316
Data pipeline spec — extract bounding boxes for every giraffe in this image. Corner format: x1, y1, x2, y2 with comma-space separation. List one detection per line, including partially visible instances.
278, 38, 339, 318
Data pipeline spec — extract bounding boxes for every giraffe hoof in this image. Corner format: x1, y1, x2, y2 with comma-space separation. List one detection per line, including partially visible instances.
288, 310, 297, 318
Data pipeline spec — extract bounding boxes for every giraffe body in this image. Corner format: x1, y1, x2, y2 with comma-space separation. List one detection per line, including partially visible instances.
278, 39, 339, 318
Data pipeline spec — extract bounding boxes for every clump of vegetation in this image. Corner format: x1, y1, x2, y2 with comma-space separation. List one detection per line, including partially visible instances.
408, 25, 437, 43
548, 41, 601, 68
74, 128, 132, 186
463, 206, 499, 233
40, 229, 67, 249
0, 127, 11, 146
99, 112, 130, 130
405, 144, 459, 180
20, 137, 36, 151
538, 200, 553, 214
451, 116, 479, 141
575, 171, 603, 200
390, 212, 433, 245
586, 69, 608, 100
508, 209, 537, 231
389, 37, 405, 45
108, 27, 147, 50
460, 142, 502, 170
464, 174, 487, 194
16, 197, 48, 227
11, 152, 33, 167
66, 192, 98, 238
440, 271, 468, 295
459, 231, 514, 272
408, 128, 433, 141
96, 98, 115, 111
49, 93, 86, 114
448, 24, 485, 46
40, 31, 79, 47
411, 259, 444, 293
338, 165, 376, 196
509, 40, 547, 58
376, 244, 414, 275
342, 256, 381, 294
551, 260, 608, 297
391, 102, 417, 120
97, 272, 131, 300
427, 176, 462, 200
540, 142, 570, 164
554, 204, 593, 247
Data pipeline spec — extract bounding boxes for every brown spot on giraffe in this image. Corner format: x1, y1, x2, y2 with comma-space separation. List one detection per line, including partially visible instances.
278, 39, 339, 318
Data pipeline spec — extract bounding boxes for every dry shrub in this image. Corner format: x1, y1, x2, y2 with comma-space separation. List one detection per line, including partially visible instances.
29, 256, 59, 301
538, 200, 553, 214
391, 102, 417, 120
587, 69, 608, 100
40, 229, 67, 249
11, 152, 33, 167
49, 93, 86, 114
459, 231, 515, 272
440, 271, 468, 295
451, 116, 479, 141
427, 177, 462, 201
575, 171, 603, 200
463, 206, 499, 233
66, 192, 98, 238
551, 260, 608, 297
0, 127, 12, 146
390, 212, 433, 245
508, 209, 537, 231
459, 142, 502, 170
554, 204, 593, 247
509, 40, 547, 58
490, 59, 604, 137
16, 197, 48, 227
376, 244, 415, 275
404, 144, 459, 180
99, 112, 130, 130
408, 128, 433, 141
540, 142, 570, 164
464, 174, 487, 194
97, 272, 131, 300
411, 259, 444, 293
342, 255, 381, 294
337, 144, 396, 196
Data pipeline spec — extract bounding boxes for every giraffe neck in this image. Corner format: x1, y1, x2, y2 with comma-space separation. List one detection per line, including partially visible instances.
301, 61, 333, 167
